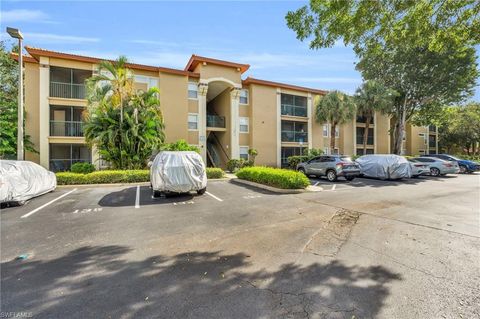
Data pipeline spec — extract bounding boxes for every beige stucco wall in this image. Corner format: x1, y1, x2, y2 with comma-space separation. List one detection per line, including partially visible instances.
250, 84, 277, 166
194, 64, 241, 85
49, 58, 92, 71
376, 112, 391, 153
158, 72, 189, 143
24, 62, 40, 163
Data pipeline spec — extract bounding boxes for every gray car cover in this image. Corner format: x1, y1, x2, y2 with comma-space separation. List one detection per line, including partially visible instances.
356, 154, 412, 180
150, 151, 207, 193
0, 160, 57, 203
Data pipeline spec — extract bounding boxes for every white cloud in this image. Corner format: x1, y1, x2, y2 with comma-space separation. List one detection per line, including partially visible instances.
24, 32, 100, 44
1, 9, 54, 24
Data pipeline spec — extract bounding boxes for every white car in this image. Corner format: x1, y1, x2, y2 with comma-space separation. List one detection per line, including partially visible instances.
0, 160, 57, 205
414, 157, 460, 176
150, 151, 207, 197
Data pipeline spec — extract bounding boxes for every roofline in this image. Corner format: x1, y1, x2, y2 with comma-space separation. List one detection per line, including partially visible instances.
10, 52, 38, 64
242, 77, 327, 95
24, 46, 200, 77
185, 54, 250, 73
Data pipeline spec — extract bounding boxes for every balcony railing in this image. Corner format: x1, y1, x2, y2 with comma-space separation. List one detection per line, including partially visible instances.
50, 82, 86, 99
281, 105, 307, 117
429, 141, 436, 148
49, 159, 91, 172
50, 121, 84, 137
281, 131, 308, 143
356, 136, 374, 145
207, 115, 226, 128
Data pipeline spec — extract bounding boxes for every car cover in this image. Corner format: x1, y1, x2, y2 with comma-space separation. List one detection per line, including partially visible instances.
150, 151, 207, 193
0, 160, 57, 203
356, 154, 412, 180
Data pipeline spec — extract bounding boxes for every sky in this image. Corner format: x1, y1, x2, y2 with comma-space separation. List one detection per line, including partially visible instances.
1, 1, 479, 101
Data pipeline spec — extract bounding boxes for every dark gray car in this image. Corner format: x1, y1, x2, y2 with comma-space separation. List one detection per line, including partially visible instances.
297, 155, 361, 182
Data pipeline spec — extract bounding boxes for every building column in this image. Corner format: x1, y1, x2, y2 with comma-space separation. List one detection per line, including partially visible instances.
307, 93, 313, 150
374, 112, 378, 154
276, 88, 281, 167
197, 81, 208, 163
39, 57, 50, 169
230, 87, 241, 159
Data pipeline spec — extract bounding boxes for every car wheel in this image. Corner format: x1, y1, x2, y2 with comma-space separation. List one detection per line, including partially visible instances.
298, 167, 306, 175
459, 165, 467, 174
430, 167, 440, 177
326, 170, 337, 182
197, 187, 206, 195
345, 176, 355, 181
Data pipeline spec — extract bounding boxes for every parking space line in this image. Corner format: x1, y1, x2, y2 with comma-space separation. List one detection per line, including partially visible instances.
206, 191, 223, 202
21, 188, 77, 218
332, 184, 336, 191
314, 182, 320, 186
135, 185, 140, 208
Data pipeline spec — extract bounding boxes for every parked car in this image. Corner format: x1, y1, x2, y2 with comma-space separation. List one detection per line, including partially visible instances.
407, 158, 430, 178
413, 157, 460, 176
297, 155, 361, 182
150, 151, 207, 197
0, 160, 57, 206
356, 154, 412, 180
423, 154, 480, 173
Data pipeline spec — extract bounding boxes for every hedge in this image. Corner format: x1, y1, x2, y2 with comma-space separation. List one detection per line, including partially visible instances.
206, 167, 225, 179
57, 168, 225, 185
236, 166, 310, 189
56, 170, 150, 185
70, 162, 96, 174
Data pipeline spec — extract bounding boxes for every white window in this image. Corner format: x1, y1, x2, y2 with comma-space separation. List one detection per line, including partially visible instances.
188, 82, 198, 99
323, 124, 329, 137
335, 125, 340, 138
239, 117, 249, 133
239, 89, 249, 104
323, 147, 330, 155
188, 113, 198, 130
240, 146, 249, 160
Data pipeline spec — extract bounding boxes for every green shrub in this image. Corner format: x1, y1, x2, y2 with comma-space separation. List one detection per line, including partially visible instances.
226, 158, 253, 172
206, 167, 225, 179
70, 162, 96, 174
160, 139, 200, 153
56, 170, 149, 185
455, 154, 480, 162
236, 166, 310, 189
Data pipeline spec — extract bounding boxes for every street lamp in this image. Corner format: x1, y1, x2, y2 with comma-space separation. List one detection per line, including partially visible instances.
6, 27, 24, 161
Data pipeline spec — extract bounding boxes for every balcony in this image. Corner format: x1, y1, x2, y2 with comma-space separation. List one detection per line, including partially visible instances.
207, 115, 225, 128
281, 105, 307, 117
50, 82, 86, 99
356, 135, 374, 145
50, 121, 84, 137
281, 130, 308, 143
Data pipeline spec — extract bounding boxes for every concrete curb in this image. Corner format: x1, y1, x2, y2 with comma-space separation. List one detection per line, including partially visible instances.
230, 178, 308, 194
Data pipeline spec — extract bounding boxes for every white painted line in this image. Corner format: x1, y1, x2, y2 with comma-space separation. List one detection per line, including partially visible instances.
206, 191, 223, 202
135, 185, 140, 208
313, 182, 320, 186
332, 184, 337, 191
21, 188, 77, 218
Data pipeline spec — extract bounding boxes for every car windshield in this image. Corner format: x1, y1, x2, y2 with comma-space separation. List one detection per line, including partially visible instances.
445, 155, 461, 161
408, 158, 419, 162
340, 156, 353, 162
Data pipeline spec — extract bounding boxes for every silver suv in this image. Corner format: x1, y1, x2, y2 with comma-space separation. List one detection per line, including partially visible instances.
297, 155, 361, 182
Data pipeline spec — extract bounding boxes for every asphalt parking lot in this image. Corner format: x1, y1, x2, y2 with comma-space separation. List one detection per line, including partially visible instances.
1, 174, 479, 318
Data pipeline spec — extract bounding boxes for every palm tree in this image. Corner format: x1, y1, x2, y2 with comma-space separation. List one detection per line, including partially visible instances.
86, 56, 134, 168
315, 91, 356, 153
354, 81, 395, 154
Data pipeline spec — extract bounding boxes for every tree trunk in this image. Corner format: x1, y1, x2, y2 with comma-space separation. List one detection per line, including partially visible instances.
363, 115, 371, 155
330, 123, 336, 154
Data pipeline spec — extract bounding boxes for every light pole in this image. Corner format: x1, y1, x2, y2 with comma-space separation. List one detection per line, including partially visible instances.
7, 27, 24, 161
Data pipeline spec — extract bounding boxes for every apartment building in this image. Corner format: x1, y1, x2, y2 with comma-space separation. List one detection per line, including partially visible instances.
15, 47, 437, 171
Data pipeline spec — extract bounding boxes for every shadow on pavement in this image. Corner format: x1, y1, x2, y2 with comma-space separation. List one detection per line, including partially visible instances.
1, 245, 402, 318
98, 186, 200, 207
310, 175, 458, 188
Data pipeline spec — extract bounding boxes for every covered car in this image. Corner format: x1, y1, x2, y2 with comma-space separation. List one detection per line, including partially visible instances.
356, 154, 412, 180
150, 151, 207, 197
0, 160, 57, 205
